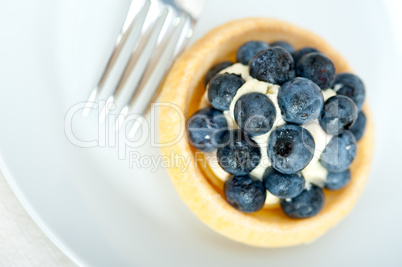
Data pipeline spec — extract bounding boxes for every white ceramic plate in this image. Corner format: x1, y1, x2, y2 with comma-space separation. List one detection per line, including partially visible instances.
0, 0, 401, 266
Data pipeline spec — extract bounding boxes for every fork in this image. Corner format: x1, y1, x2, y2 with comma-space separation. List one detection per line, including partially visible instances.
83, 0, 204, 136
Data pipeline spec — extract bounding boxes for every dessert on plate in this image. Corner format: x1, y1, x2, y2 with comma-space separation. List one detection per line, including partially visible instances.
159, 18, 374, 247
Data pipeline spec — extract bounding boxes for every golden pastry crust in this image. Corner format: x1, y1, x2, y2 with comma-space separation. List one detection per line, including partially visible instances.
159, 18, 374, 247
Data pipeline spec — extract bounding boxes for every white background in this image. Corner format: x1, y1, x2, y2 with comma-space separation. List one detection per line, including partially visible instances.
0, 0, 401, 266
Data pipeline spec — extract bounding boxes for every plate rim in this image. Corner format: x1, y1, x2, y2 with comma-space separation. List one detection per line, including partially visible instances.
0, 153, 83, 266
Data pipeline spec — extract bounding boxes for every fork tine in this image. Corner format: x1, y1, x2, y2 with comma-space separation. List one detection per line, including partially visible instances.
98, 7, 170, 123
82, 0, 151, 117
114, 14, 186, 131
116, 13, 193, 135
134, 14, 192, 105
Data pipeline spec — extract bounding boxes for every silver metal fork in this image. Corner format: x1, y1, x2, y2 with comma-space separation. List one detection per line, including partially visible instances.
83, 0, 204, 135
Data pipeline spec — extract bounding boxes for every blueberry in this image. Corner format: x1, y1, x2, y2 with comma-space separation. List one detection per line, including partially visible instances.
319, 95, 358, 136
217, 130, 261, 175
296, 52, 336, 89
325, 170, 351, 190
320, 131, 357, 172
278, 77, 324, 125
334, 73, 366, 110
224, 175, 266, 213
280, 185, 325, 219
267, 124, 315, 174
270, 41, 295, 54
234, 93, 276, 136
262, 167, 305, 199
249, 47, 295, 85
292, 47, 319, 65
205, 61, 234, 86
236, 41, 270, 65
208, 73, 245, 111
350, 111, 367, 141
186, 107, 228, 152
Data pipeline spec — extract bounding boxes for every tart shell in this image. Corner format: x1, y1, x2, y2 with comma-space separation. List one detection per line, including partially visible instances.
159, 18, 374, 247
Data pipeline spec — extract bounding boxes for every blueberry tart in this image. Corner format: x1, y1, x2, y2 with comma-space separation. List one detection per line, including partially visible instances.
159, 18, 374, 247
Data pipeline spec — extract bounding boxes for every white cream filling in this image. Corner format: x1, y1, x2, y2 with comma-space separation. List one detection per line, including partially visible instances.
200, 63, 336, 205
323, 87, 337, 101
